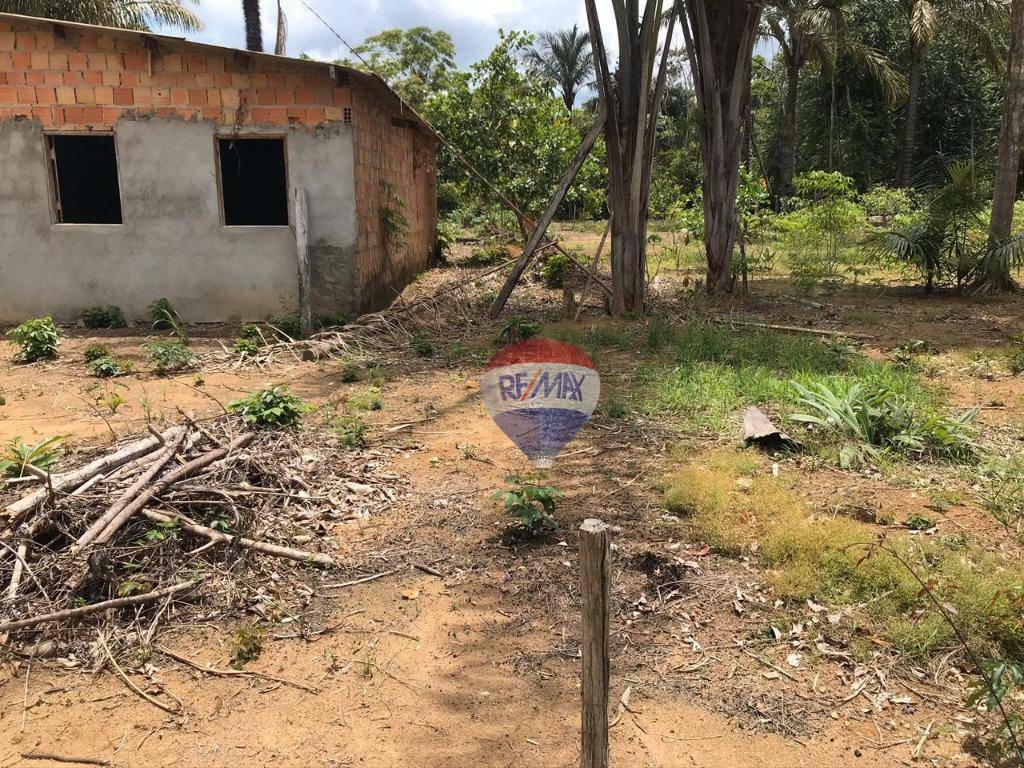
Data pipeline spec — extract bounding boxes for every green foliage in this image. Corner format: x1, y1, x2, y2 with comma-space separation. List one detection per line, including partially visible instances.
0, 0, 203, 32
333, 415, 369, 448
969, 659, 1024, 766
790, 379, 978, 467
495, 318, 539, 346
337, 27, 456, 110
269, 314, 302, 341
523, 25, 593, 111
860, 185, 917, 221
379, 180, 409, 251
782, 172, 865, 291
349, 388, 382, 411
84, 345, 112, 363
81, 305, 126, 329
539, 252, 571, 289
145, 341, 195, 375
0, 435, 62, 479
339, 360, 360, 383
465, 243, 510, 266
424, 31, 606, 218
493, 476, 563, 533
980, 456, 1024, 536
410, 332, 434, 357
89, 355, 132, 378
7, 317, 59, 362
229, 387, 306, 429
149, 298, 176, 329
230, 622, 264, 669
240, 324, 267, 343
232, 337, 260, 359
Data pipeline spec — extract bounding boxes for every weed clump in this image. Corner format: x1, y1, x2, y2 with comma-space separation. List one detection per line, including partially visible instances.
146, 341, 194, 375
81, 305, 126, 329
494, 476, 563, 534
229, 386, 307, 429
7, 317, 59, 362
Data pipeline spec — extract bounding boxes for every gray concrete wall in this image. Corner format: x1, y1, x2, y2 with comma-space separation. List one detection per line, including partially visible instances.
0, 116, 357, 325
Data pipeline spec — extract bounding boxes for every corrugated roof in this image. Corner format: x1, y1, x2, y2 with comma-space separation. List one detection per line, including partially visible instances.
0, 11, 439, 140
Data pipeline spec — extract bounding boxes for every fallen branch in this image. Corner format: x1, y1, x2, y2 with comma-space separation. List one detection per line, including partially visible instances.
0, 582, 196, 634
21, 753, 109, 766
321, 569, 398, 590
154, 644, 319, 693
141, 510, 336, 567
98, 632, 183, 715
713, 317, 873, 340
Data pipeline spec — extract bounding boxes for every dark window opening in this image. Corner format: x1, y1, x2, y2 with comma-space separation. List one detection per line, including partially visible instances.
49, 134, 122, 224
218, 138, 289, 226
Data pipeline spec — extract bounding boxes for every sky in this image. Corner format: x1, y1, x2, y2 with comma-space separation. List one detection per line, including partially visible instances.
189, 0, 610, 65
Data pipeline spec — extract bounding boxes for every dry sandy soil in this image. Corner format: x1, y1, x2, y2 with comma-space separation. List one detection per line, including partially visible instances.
0, 240, 1022, 768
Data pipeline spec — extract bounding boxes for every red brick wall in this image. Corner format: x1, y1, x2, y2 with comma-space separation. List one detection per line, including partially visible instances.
0, 17, 350, 129
351, 77, 438, 311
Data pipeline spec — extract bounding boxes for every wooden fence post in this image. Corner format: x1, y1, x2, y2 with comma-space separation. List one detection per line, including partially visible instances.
580, 518, 611, 768
292, 187, 313, 339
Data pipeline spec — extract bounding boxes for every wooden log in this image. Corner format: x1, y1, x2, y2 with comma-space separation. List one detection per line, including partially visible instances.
579, 518, 611, 768
141, 509, 336, 567
5, 542, 27, 601
0, 582, 196, 634
490, 106, 608, 318
21, 752, 109, 766
3, 431, 172, 524
72, 428, 189, 553
293, 187, 313, 339
86, 433, 254, 549
712, 317, 873, 340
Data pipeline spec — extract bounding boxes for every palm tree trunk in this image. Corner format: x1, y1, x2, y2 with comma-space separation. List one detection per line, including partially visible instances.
980, 0, 1024, 291
779, 61, 800, 199
896, 46, 924, 187
242, 0, 263, 53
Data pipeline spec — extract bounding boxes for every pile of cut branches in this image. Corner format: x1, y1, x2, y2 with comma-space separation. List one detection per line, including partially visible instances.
0, 417, 402, 653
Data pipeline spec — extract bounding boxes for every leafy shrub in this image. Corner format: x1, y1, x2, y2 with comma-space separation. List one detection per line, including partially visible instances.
0, 435, 62, 479
81, 305, 126, 329
149, 298, 177, 329
495, 317, 539, 346
229, 386, 307, 429
230, 622, 264, 669
84, 345, 112, 363
349, 388, 382, 411
790, 379, 978, 466
270, 314, 302, 340
145, 341, 195, 375
466, 243, 510, 266
333, 415, 369, 448
411, 332, 434, 357
860, 185, 917, 221
240, 324, 268, 344
493, 476, 563, 533
7, 317, 59, 362
233, 338, 260, 359
339, 361, 360, 383
539, 252, 571, 289
89, 356, 133, 378
980, 456, 1024, 535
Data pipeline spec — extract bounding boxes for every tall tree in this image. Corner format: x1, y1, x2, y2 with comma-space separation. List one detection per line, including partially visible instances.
342, 27, 456, 110
981, 0, 1024, 291
274, 0, 286, 56
242, 0, 262, 52
584, 0, 677, 314
524, 25, 594, 112
764, 0, 905, 198
0, 0, 202, 30
681, 0, 764, 293
895, 0, 1006, 187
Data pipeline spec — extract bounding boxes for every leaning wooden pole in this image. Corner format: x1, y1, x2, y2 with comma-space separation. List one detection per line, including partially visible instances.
489, 106, 608, 318
293, 187, 314, 338
579, 518, 611, 768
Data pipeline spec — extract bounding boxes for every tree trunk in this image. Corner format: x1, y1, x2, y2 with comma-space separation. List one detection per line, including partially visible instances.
242, 0, 263, 53
981, 0, 1024, 292
896, 46, 923, 187
682, 0, 762, 294
779, 61, 800, 200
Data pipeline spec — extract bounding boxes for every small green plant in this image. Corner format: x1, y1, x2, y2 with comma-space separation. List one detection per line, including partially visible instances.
1010, 336, 1024, 376
233, 337, 260, 359
980, 456, 1024, 535
333, 415, 369, 448
379, 180, 409, 251
269, 314, 302, 341
81, 305, 126, 329
149, 298, 177, 329
538, 252, 572, 289
905, 513, 934, 531
89, 356, 133, 378
349, 388, 382, 412
493, 476, 563, 533
495, 318, 539, 346
84, 345, 112, 363
146, 342, 195, 375
7, 317, 59, 362
142, 518, 179, 543
240, 324, 267, 343
0, 435, 62, 479
969, 659, 1024, 765
100, 392, 126, 415
411, 332, 434, 357
229, 386, 307, 429
339, 360, 360, 383
465, 243, 510, 266
230, 622, 265, 668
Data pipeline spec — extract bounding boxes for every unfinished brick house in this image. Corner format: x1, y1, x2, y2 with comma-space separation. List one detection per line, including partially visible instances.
0, 12, 438, 325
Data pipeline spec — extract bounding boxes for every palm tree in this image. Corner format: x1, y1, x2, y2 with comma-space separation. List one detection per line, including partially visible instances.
895, 0, 1006, 187
0, 0, 202, 30
764, 0, 905, 199
525, 25, 593, 112
242, 0, 262, 52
